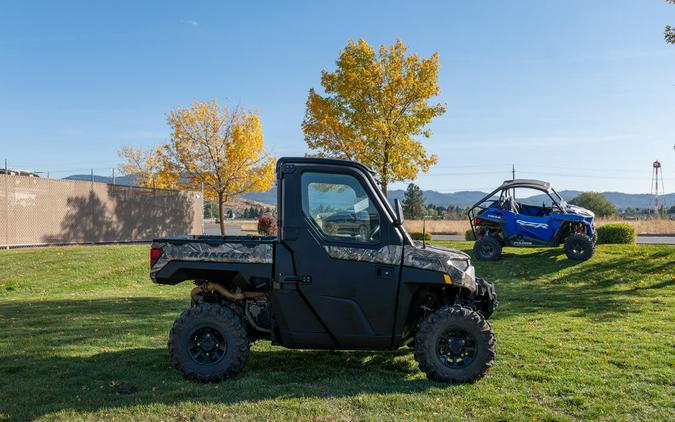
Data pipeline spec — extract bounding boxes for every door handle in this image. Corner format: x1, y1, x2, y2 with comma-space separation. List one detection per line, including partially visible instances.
376, 267, 393, 279
281, 275, 312, 285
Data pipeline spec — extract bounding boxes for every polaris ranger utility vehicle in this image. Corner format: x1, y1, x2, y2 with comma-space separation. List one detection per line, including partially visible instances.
468, 179, 596, 261
151, 158, 497, 383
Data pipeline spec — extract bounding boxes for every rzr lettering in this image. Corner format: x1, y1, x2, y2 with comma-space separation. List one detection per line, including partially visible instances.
516, 220, 548, 229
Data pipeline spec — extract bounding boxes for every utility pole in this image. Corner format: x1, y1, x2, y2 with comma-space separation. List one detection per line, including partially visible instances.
512, 164, 516, 199
112, 168, 116, 185
4, 158, 8, 249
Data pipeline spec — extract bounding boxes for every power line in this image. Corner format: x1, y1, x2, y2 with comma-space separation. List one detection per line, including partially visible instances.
517, 171, 675, 181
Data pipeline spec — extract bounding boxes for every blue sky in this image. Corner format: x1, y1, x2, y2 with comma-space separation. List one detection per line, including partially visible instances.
1, 0, 674, 194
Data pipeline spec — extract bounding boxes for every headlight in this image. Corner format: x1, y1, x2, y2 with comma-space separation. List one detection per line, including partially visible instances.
461, 266, 477, 291
446, 258, 468, 271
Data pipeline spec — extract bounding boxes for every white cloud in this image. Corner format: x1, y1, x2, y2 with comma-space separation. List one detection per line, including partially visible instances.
182, 20, 199, 27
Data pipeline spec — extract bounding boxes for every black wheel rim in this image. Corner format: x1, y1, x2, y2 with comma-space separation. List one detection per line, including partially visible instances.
189, 326, 227, 365
479, 243, 494, 257
437, 329, 477, 369
570, 240, 584, 255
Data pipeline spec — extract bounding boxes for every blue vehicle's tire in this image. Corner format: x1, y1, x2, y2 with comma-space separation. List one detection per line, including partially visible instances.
564, 233, 594, 261
414, 306, 496, 383
473, 236, 502, 261
168, 304, 250, 382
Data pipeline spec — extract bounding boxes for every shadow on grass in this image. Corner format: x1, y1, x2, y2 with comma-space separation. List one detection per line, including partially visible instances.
1, 346, 436, 420
475, 247, 675, 321
0, 298, 436, 420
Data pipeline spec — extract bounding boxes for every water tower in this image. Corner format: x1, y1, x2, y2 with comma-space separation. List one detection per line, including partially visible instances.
651, 160, 664, 216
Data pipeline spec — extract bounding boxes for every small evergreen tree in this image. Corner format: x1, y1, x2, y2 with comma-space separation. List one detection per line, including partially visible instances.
402, 183, 426, 219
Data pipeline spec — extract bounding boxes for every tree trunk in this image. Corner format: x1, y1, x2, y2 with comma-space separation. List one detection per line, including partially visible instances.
381, 147, 389, 197
218, 192, 226, 235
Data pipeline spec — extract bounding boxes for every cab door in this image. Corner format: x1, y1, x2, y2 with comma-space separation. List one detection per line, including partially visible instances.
271, 163, 403, 350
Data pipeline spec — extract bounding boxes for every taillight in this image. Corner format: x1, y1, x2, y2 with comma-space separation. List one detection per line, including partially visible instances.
475, 218, 482, 225
150, 247, 164, 268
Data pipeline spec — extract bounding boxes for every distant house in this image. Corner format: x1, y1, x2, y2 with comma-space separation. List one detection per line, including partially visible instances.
0, 169, 40, 177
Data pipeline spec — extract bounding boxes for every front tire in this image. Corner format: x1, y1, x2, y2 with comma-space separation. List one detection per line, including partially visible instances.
168, 304, 250, 382
564, 233, 594, 261
414, 306, 496, 383
473, 236, 502, 261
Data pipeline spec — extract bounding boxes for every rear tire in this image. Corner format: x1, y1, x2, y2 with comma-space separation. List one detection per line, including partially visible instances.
168, 304, 250, 382
564, 233, 594, 261
414, 306, 496, 383
473, 236, 502, 261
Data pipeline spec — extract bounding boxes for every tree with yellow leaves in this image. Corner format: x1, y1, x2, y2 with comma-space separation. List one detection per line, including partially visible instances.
119, 101, 275, 235
117, 145, 171, 188
302, 39, 446, 195
666, 0, 675, 44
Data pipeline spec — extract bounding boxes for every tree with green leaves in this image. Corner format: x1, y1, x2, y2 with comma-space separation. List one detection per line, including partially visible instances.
402, 183, 426, 219
570, 192, 617, 218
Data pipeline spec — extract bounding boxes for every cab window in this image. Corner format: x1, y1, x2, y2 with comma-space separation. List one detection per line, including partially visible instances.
301, 172, 381, 244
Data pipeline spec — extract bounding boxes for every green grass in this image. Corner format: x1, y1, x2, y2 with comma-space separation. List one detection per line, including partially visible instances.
0, 243, 673, 421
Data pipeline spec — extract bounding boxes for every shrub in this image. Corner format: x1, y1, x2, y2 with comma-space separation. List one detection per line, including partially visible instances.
465, 229, 476, 241
596, 223, 636, 244
570, 192, 617, 217
257, 213, 278, 236
410, 231, 432, 241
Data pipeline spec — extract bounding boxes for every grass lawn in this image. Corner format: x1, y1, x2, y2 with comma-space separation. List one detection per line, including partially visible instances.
0, 242, 673, 421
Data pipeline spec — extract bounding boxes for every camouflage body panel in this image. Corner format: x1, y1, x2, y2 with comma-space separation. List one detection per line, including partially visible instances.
323, 245, 402, 265
151, 241, 273, 279
403, 244, 477, 293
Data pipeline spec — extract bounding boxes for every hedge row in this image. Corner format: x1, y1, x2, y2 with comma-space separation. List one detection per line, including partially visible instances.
409, 231, 432, 241
596, 223, 636, 244
462, 224, 636, 244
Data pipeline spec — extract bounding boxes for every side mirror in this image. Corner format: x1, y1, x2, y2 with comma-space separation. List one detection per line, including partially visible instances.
394, 199, 404, 226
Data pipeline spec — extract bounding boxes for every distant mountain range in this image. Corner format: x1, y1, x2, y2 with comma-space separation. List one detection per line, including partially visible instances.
244, 187, 673, 210
386, 189, 675, 210
64, 174, 137, 185
63, 175, 673, 210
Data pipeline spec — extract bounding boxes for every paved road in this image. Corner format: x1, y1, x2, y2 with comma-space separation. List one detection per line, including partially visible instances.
432, 234, 675, 245
206, 224, 674, 245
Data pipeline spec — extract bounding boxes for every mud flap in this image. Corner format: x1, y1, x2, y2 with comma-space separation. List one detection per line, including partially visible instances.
475, 278, 497, 319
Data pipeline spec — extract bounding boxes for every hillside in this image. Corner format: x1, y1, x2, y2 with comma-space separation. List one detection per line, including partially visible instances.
63, 175, 673, 209
244, 187, 672, 210
64, 174, 137, 185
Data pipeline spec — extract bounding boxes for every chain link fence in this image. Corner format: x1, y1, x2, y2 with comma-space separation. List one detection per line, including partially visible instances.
0, 174, 203, 248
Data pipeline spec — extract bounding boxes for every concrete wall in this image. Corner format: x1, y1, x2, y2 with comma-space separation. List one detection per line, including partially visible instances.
0, 175, 203, 247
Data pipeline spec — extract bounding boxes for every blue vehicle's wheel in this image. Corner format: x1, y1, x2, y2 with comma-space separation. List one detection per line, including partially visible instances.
473, 236, 502, 261
564, 233, 594, 261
